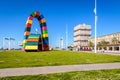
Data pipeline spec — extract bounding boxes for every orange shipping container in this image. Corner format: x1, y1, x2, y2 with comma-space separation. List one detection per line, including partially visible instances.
40, 19, 46, 23
24, 31, 30, 36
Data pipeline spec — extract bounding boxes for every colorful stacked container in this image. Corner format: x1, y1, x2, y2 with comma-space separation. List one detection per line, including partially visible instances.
25, 34, 40, 51
23, 11, 49, 51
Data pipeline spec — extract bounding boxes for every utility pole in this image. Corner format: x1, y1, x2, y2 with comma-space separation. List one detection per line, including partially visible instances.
60, 37, 63, 49
66, 24, 68, 50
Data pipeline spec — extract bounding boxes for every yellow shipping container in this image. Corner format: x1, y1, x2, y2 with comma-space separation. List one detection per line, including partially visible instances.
25, 46, 38, 50
23, 39, 27, 44
42, 34, 48, 38
26, 20, 33, 24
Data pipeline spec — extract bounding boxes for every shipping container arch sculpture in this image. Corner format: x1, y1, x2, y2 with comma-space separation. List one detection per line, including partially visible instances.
22, 11, 49, 51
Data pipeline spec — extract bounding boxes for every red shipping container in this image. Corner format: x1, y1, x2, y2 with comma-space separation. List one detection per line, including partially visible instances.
35, 11, 40, 17
26, 23, 32, 28
27, 38, 39, 42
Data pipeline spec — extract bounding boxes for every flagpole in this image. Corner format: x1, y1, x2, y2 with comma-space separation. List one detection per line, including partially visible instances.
94, 0, 97, 53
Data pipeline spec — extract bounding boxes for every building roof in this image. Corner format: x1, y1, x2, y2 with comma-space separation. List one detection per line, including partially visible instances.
90, 32, 120, 39
74, 23, 91, 31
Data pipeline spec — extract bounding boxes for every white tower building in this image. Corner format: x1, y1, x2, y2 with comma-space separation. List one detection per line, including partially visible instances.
74, 23, 91, 51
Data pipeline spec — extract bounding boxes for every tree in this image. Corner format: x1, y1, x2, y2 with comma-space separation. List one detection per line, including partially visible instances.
111, 37, 118, 44
101, 40, 109, 46
67, 46, 73, 50
88, 41, 94, 47
97, 42, 102, 47
97, 40, 109, 47
67, 46, 73, 48
97, 40, 109, 50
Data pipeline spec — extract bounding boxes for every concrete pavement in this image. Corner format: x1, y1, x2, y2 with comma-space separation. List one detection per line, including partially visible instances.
0, 63, 120, 77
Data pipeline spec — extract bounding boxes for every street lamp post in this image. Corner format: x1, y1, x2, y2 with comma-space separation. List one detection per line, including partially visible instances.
9, 37, 11, 50
2, 37, 4, 50
4, 37, 15, 50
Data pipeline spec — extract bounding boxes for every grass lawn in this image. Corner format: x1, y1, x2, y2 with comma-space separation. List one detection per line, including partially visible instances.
0, 69, 120, 80
0, 50, 120, 68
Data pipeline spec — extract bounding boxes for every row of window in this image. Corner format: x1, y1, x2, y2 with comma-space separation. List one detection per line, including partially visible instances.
74, 40, 88, 42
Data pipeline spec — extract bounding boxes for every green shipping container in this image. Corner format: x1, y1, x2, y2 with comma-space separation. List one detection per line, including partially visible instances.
25, 28, 31, 32
28, 36, 40, 39
31, 12, 36, 17
42, 30, 48, 34
26, 42, 38, 45
22, 43, 26, 47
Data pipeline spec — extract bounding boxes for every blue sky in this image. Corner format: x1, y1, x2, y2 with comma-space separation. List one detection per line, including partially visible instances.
0, 0, 120, 48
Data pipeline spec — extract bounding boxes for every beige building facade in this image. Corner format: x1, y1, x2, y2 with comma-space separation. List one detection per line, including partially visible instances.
74, 24, 91, 50
89, 32, 120, 52
74, 23, 120, 52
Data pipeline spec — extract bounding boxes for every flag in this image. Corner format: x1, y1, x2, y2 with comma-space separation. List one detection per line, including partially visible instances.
10, 38, 15, 40
5, 38, 9, 40
94, 8, 96, 15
